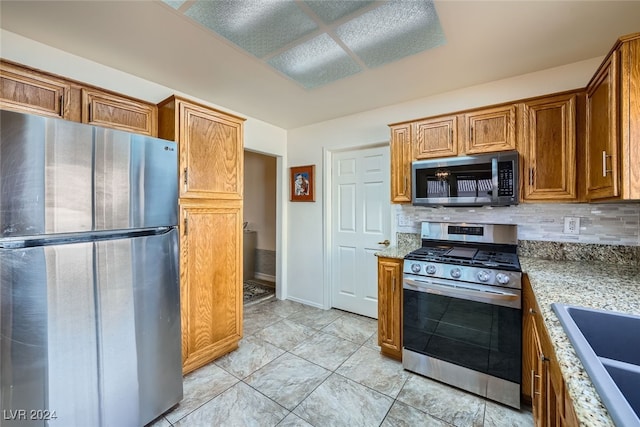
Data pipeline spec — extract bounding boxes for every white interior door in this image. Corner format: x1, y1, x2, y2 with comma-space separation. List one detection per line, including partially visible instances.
331, 145, 390, 318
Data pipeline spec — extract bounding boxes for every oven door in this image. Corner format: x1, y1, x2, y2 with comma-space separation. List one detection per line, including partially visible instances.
403, 275, 522, 384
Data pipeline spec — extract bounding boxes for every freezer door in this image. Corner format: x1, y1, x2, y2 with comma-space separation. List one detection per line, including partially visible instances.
94, 127, 178, 231
0, 110, 178, 238
0, 242, 100, 427
0, 110, 93, 237
94, 228, 182, 426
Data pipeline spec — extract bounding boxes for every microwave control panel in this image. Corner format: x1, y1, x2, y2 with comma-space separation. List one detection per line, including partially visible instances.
497, 161, 514, 197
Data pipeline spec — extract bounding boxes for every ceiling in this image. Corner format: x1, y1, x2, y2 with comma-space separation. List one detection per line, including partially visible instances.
1, 1, 639, 130
163, 1, 446, 89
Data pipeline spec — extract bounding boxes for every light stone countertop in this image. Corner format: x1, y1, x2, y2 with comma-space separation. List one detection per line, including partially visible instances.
521, 257, 640, 427
374, 243, 419, 260
374, 245, 640, 426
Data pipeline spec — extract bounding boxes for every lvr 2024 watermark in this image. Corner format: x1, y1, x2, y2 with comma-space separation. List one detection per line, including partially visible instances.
2, 410, 58, 421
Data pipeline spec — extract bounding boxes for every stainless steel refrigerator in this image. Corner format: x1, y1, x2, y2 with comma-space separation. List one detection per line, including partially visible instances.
0, 110, 183, 426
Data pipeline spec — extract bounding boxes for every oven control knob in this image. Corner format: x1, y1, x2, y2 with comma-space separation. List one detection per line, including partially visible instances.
477, 270, 490, 282
496, 273, 510, 285
425, 264, 437, 275
411, 263, 422, 273
450, 268, 462, 279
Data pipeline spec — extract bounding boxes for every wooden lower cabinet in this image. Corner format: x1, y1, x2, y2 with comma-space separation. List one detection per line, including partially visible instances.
377, 257, 403, 360
180, 201, 243, 374
523, 276, 579, 426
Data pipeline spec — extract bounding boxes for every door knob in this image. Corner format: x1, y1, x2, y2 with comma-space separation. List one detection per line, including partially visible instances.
378, 239, 390, 246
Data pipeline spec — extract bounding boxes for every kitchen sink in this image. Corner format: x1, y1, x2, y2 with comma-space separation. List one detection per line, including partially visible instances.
552, 304, 640, 427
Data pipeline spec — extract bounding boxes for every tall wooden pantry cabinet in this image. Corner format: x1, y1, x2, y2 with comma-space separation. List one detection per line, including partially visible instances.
158, 95, 245, 374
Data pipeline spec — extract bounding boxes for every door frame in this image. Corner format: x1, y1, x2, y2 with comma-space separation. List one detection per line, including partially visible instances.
322, 142, 391, 311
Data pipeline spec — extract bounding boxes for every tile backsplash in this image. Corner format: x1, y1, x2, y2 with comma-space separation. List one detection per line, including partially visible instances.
395, 202, 640, 246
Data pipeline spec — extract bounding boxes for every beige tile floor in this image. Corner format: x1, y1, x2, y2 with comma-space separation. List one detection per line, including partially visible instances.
149, 298, 533, 427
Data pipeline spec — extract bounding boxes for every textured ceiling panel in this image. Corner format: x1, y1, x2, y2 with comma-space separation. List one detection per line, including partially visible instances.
185, 0, 318, 58
268, 33, 362, 89
302, 0, 376, 24
336, 0, 445, 68
161, 0, 184, 10
164, 0, 445, 88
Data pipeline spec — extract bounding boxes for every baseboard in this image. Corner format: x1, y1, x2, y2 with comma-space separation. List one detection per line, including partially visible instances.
286, 295, 324, 309
254, 272, 275, 282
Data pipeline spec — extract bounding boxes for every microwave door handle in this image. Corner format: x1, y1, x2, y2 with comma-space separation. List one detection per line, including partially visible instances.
404, 278, 519, 303
491, 158, 499, 201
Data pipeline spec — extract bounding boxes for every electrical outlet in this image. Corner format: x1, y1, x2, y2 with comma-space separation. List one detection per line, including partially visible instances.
564, 217, 580, 235
398, 215, 411, 226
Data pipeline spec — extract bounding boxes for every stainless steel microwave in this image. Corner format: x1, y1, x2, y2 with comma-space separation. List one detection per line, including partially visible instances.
412, 151, 519, 207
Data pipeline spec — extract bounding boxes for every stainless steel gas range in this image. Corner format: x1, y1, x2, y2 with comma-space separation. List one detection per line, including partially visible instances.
402, 222, 522, 409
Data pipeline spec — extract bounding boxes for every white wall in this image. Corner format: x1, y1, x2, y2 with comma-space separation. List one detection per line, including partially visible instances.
285, 57, 604, 308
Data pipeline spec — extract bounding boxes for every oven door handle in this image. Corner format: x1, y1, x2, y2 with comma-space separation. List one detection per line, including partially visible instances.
404, 278, 520, 304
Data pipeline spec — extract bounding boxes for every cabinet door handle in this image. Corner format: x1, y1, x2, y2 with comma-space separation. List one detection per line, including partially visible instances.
183, 216, 188, 236
59, 95, 64, 117
183, 167, 188, 190
404, 176, 408, 195
392, 276, 396, 293
529, 168, 534, 186
529, 308, 537, 315
531, 370, 535, 397
602, 151, 612, 177
531, 370, 542, 396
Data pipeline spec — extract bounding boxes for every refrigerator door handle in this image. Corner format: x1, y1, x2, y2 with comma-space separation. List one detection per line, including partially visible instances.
0, 227, 174, 249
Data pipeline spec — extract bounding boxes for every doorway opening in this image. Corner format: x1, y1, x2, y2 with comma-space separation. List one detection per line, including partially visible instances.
243, 150, 277, 305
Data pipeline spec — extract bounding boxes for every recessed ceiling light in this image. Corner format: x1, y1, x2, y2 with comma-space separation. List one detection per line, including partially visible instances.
185, 0, 318, 58
162, 0, 446, 89
268, 33, 362, 89
302, 0, 376, 24
336, 1, 445, 68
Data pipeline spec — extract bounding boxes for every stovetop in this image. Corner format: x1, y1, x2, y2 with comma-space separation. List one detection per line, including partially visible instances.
404, 244, 521, 272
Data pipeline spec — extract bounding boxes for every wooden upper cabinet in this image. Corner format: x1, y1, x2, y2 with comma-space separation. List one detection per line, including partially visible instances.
81, 88, 157, 136
0, 60, 70, 119
521, 93, 580, 201
389, 123, 413, 203
158, 96, 245, 200
586, 32, 640, 201
377, 257, 403, 360
619, 34, 640, 200
586, 52, 619, 200
414, 115, 458, 159
463, 105, 517, 154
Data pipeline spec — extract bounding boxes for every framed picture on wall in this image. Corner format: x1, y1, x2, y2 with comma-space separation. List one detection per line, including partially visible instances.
290, 165, 315, 202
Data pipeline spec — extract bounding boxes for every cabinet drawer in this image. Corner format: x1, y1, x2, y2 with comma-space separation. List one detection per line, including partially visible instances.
1, 62, 70, 118
464, 105, 516, 154
82, 88, 157, 136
